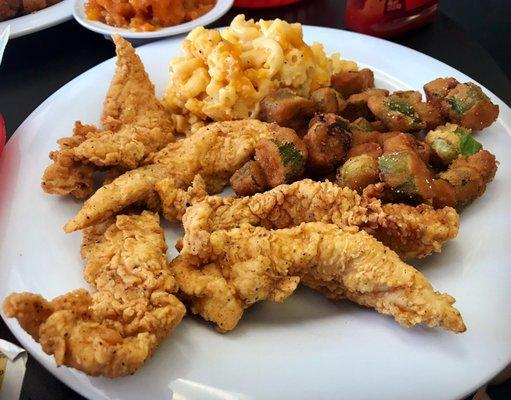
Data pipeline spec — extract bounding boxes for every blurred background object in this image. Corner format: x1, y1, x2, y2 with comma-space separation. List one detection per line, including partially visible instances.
344, 0, 438, 37
0, 114, 5, 155
440, 0, 511, 85
0, 0, 62, 22
234, 0, 301, 7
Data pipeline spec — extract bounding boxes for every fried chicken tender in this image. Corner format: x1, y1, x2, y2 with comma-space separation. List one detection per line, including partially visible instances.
64, 120, 278, 232
176, 222, 465, 333
158, 179, 458, 259
71, 36, 175, 169
3, 212, 185, 377
42, 37, 175, 196
41, 122, 100, 199
171, 256, 300, 332
155, 175, 208, 221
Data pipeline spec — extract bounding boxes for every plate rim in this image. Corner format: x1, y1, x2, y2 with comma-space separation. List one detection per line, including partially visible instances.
72, 0, 234, 39
1, 25, 510, 400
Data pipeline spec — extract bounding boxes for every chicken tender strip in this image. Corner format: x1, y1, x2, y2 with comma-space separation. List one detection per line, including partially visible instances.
64, 164, 168, 233
162, 179, 458, 259
71, 36, 175, 169
155, 175, 208, 221
64, 120, 278, 232
3, 212, 186, 377
100, 36, 173, 132
178, 222, 465, 333
171, 256, 300, 332
41, 122, 100, 199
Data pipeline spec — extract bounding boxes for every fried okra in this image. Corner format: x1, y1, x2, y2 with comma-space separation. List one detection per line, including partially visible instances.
379, 150, 435, 204
442, 83, 499, 131
255, 127, 307, 187
425, 123, 482, 167
382, 132, 431, 164
331, 68, 375, 97
230, 161, 269, 197
349, 129, 430, 164
341, 88, 389, 122
423, 77, 459, 108
368, 91, 442, 132
310, 87, 346, 114
379, 135, 496, 209
347, 142, 383, 159
424, 78, 499, 131
349, 117, 375, 134
437, 150, 497, 208
336, 155, 380, 193
258, 89, 316, 132
303, 114, 352, 173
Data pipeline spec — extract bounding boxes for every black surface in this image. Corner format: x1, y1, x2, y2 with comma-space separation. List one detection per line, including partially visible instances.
440, 0, 511, 81
1, 0, 510, 399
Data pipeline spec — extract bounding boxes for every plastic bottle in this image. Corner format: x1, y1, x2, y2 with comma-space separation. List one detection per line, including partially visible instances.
344, 0, 438, 38
234, 0, 301, 8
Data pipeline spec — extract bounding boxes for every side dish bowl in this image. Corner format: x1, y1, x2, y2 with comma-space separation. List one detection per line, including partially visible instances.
72, 0, 233, 39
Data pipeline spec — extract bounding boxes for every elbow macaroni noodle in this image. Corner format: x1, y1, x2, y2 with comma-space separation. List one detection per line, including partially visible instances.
164, 15, 358, 134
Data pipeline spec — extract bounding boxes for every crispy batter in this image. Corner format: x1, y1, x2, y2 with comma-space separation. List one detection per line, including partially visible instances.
42, 36, 175, 197
171, 256, 299, 332
65, 164, 169, 233
3, 212, 185, 377
71, 36, 175, 169
64, 120, 278, 232
41, 122, 100, 199
102, 36, 171, 132
157, 179, 459, 259
155, 175, 208, 222
145, 120, 278, 192
176, 222, 465, 333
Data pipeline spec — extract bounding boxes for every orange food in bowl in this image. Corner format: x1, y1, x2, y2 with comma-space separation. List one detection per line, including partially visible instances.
85, 0, 216, 32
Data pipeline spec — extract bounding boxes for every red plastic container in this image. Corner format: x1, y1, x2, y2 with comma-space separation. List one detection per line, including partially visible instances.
344, 0, 438, 38
234, 0, 301, 8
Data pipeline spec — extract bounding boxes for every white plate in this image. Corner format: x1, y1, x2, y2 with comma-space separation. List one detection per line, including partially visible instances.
1, 26, 511, 400
73, 0, 233, 39
0, 0, 73, 39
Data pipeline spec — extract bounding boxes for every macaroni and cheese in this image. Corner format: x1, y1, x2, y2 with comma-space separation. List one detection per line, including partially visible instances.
164, 15, 358, 134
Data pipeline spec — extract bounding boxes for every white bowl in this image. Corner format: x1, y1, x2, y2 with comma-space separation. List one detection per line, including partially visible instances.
73, 0, 233, 39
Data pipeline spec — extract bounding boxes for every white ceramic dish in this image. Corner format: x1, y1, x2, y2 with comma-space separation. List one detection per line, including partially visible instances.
1, 26, 510, 400
73, 0, 233, 39
0, 25, 9, 62
0, 0, 73, 39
